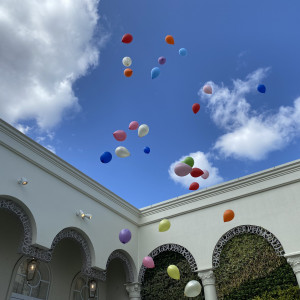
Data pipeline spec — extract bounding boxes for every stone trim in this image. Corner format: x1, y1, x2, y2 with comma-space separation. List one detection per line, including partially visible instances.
212, 225, 285, 268
138, 243, 197, 283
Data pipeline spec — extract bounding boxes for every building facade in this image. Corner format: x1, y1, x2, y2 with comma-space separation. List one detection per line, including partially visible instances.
1, 118, 300, 300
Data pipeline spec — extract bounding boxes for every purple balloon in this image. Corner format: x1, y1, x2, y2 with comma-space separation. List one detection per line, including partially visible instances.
158, 56, 166, 65
119, 229, 132, 244
174, 162, 192, 177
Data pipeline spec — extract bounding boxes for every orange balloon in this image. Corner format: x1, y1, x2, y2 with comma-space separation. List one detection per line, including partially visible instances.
223, 209, 235, 222
124, 68, 133, 77
165, 35, 175, 45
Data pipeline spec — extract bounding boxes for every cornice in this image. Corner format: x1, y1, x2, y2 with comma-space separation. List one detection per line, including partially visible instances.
140, 159, 300, 220
0, 119, 140, 223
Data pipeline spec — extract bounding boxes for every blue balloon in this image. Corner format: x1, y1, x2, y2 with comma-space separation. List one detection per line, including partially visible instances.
151, 67, 160, 79
257, 84, 266, 93
179, 48, 187, 56
144, 146, 150, 154
100, 151, 112, 163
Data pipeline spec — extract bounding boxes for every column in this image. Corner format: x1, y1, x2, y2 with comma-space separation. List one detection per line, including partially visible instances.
285, 252, 300, 288
197, 269, 218, 300
125, 282, 142, 300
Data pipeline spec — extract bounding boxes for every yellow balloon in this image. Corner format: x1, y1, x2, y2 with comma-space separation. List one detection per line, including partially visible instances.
159, 219, 171, 232
167, 265, 180, 280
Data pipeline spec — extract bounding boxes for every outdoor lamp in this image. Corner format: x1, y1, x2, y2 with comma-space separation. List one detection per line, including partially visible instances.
18, 177, 28, 185
27, 259, 37, 281
89, 279, 97, 298
76, 210, 92, 220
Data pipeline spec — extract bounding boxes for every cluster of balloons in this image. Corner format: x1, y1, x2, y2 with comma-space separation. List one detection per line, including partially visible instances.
150, 35, 188, 79
174, 156, 209, 191
122, 34, 134, 77
100, 121, 150, 163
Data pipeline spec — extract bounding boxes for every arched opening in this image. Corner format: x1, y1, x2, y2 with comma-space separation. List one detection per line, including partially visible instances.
213, 226, 299, 299
0, 200, 30, 299
139, 244, 203, 300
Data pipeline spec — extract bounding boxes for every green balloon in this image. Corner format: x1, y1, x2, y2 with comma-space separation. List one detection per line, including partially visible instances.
181, 157, 194, 168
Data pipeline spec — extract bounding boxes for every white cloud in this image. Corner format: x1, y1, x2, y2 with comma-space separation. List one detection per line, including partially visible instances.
168, 151, 223, 189
0, 0, 108, 131
199, 69, 300, 160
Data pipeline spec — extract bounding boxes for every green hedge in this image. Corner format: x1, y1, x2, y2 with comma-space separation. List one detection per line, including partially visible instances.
214, 233, 299, 299
141, 251, 204, 300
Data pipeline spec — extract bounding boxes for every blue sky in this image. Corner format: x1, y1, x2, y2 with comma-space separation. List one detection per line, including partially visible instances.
1, 0, 300, 208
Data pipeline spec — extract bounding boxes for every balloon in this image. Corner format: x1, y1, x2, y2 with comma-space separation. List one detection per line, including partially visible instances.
115, 146, 130, 158
192, 103, 200, 114
122, 57, 132, 67
144, 146, 150, 154
119, 229, 132, 244
138, 124, 149, 137
151, 67, 160, 79
165, 35, 175, 45
143, 256, 155, 268
257, 84, 266, 93
158, 56, 166, 65
159, 219, 171, 232
201, 170, 209, 179
129, 121, 139, 130
122, 33, 133, 44
203, 85, 212, 94
179, 48, 187, 56
174, 162, 192, 177
189, 182, 199, 191
184, 280, 202, 297
113, 130, 127, 141
124, 68, 133, 77
223, 209, 235, 222
190, 168, 204, 178
100, 151, 112, 164
181, 156, 194, 168
167, 265, 180, 280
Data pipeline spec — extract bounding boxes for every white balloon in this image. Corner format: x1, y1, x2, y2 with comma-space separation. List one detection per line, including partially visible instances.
184, 280, 202, 297
122, 57, 132, 67
138, 124, 149, 137
115, 146, 130, 158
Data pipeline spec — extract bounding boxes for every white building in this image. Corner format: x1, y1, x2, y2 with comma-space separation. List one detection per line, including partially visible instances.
1, 118, 300, 300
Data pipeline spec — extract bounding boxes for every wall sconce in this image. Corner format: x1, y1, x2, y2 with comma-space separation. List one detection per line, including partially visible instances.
89, 279, 97, 298
27, 259, 37, 281
18, 177, 28, 185
76, 210, 92, 220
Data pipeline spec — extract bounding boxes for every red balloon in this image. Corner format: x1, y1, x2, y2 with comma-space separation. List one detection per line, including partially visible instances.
189, 182, 199, 190
190, 168, 204, 178
122, 33, 133, 44
192, 103, 200, 114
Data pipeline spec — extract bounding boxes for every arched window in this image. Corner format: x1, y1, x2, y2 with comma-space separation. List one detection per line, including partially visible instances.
70, 273, 98, 300
10, 258, 50, 300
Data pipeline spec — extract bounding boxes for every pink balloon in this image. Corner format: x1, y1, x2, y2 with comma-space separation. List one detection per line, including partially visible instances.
143, 256, 155, 268
203, 85, 212, 94
129, 121, 139, 130
113, 130, 127, 141
174, 162, 192, 177
201, 170, 209, 179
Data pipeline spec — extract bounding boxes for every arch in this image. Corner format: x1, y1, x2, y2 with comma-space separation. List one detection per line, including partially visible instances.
0, 196, 39, 258
46, 228, 105, 280
212, 225, 285, 268
104, 249, 135, 282
138, 243, 198, 283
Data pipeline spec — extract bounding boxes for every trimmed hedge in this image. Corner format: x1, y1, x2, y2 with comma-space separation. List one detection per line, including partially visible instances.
141, 251, 204, 300
214, 233, 299, 299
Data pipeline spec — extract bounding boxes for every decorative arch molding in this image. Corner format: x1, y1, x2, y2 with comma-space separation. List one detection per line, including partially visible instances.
103, 250, 135, 282
212, 225, 285, 268
138, 243, 198, 283
0, 200, 105, 280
